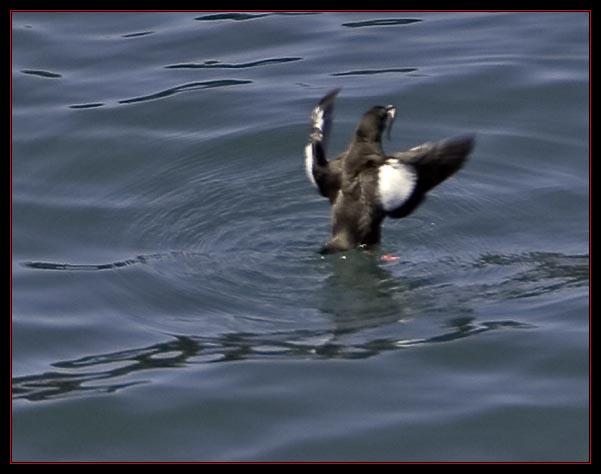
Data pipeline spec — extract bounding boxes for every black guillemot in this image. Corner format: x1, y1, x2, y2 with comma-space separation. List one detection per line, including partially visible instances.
304, 89, 474, 254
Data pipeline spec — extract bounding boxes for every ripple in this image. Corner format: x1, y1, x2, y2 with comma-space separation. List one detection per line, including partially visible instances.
476, 252, 590, 298
113, 157, 334, 328
332, 67, 418, 77
166, 57, 302, 69
195, 13, 269, 22
13, 317, 531, 402
21, 254, 161, 271
342, 18, 422, 28
275, 12, 322, 16
118, 79, 252, 105
21, 69, 62, 79
122, 31, 154, 38
69, 102, 105, 109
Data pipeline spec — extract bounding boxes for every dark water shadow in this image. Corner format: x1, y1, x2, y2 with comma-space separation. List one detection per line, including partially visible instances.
194, 12, 321, 21
274, 12, 322, 17
342, 18, 422, 28
21, 69, 62, 79
122, 31, 154, 38
67, 78, 252, 110
332, 67, 417, 77
21, 254, 162, 271
195, 13, 269, 22
69, 102, 105, 110
166, 57, 302, 70
118, 79, 252, 105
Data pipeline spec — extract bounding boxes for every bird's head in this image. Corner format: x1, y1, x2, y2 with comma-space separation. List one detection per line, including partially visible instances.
354, 104, 396, 143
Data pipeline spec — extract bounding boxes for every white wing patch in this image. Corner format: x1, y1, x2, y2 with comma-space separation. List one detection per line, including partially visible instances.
305, 104, 326, 189
304, 143, 317, 188
312, 106, 325, 137
378, 161, 417, 211
409, 143, 430, 152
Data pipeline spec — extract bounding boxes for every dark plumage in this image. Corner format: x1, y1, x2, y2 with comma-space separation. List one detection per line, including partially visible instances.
304, 89, 474, 254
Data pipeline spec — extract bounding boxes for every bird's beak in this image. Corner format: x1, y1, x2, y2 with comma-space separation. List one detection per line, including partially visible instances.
385, 105, 396, 141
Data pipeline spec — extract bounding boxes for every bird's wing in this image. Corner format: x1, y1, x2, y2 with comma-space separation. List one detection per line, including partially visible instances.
389, 135, 474, 194
382, 135, 474, 218
305, 88, 343, 203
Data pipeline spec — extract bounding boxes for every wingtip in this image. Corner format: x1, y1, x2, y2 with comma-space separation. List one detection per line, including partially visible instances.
445, 134, 476, 154
318, 87, 342, 107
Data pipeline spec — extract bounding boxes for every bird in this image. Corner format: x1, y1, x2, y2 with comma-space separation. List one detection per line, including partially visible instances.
304, 88, 474, 255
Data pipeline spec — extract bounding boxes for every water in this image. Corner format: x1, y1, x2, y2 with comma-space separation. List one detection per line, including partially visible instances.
11, 12, 589, 462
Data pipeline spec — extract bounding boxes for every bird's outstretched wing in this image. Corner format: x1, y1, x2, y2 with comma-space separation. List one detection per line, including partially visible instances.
383, 135, 474, 219
305, 88, 343, 203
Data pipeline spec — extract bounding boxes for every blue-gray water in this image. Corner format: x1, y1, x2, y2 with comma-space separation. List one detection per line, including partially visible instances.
12, 12, 589, 462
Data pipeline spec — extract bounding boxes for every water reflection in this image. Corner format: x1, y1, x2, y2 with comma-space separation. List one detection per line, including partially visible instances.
318, 252, 418, 333
13, 318, 530, 403
13, 251, 587, 403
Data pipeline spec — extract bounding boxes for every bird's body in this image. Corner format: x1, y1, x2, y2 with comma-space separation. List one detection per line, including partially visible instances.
304, 89, 474, 254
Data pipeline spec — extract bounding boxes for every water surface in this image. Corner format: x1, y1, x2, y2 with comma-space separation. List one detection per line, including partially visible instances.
12, 12, 589, 462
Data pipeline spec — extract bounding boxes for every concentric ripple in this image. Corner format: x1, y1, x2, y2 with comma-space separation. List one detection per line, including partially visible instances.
120, 151, 330, 332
